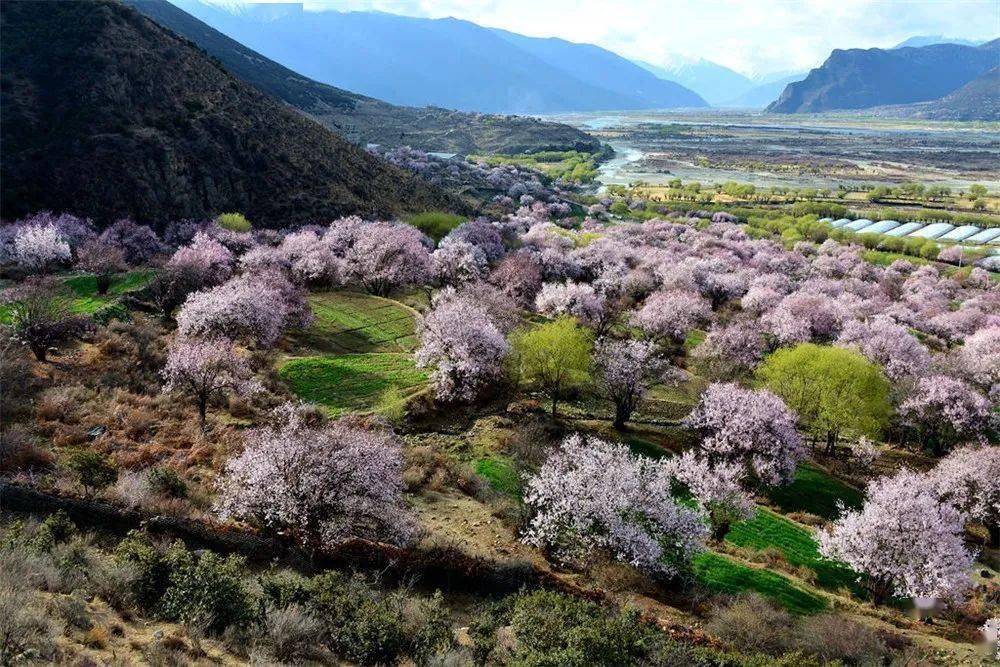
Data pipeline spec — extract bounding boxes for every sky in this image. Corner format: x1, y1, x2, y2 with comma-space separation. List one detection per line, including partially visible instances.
206, 0, 999, 76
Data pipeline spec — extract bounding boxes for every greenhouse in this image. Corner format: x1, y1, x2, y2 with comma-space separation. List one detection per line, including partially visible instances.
857, 220, 900, 234
909, 223, 955, 239
830, 218, 852, 228
965, 227, 1000, 244
845, 218, 874, 231
884, 222, 926, 237
939, 225, 982, 241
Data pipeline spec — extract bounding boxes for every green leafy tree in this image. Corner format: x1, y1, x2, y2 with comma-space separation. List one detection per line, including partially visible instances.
64, 449, 118, 496
756, 344, 891, 455
215, 212, 251, 232
511, 317, 593, 416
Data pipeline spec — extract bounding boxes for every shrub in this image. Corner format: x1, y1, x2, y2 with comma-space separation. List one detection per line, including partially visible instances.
64, 449, 118, 496
114, 530, 171, 611
261, 603, 322, 663
159, 542, 257, 633
0, 425, 52, 473
215, 212, 252, 232
705, 594, 794, 655
148, 466, 188, 499
793, 614, 887, 664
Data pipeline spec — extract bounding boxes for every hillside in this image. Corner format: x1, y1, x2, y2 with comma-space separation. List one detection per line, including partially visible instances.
170, 0, 707, 113
767, 40, 999, 113
0, 0, 463, 226
863, 67, 1000, 121
124, 0, 600, 155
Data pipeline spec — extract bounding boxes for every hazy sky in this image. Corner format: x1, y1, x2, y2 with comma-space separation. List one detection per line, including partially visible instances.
208, 0, 999, 76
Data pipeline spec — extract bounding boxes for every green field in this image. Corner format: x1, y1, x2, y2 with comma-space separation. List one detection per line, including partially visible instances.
726, 509, 857, 591
287, 292, 419, 355
475, 456, 523, 498
280, 353, 427, 414
0, 270, 155, 322
693, 552, 828, 614
766, 463, 863, 520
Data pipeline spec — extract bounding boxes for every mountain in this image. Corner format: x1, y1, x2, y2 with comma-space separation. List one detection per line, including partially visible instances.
0, 0, 462, 226
720, 74, 806, 108
893, 35, 986, 49
124, 0, 599, 155
168, 1, 707, 113
636, 57, 753, 106
767, 40, 1000, 113
864, 67, 1000, 121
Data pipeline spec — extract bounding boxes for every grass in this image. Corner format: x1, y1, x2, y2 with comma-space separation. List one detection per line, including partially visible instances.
726, 509, 857, 592
475, 457, 523, 498
408, 211, 466, 242
286, 292, 419, 355
693, 552, 828, 614
0, 270, 156, 321
765, 463, 862, 520
279, 353, 427, 414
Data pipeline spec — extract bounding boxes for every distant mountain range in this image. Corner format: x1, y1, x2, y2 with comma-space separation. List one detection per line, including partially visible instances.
864, 67, 1000, 122
124, 0, 599, 155
634, 58, 753, 106
168, 0, 707, 113
0, 0, 463, 226
767, 39, 1000, 115
893, 35, 987, 48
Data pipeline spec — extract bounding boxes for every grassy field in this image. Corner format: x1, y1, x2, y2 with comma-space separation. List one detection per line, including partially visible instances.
286, 292, 419, 355
766, 463, 863, 520
475, 456, 523, 498
279, 353, 427, 414
0, 270, 155, 321
693, 552, 828, 614
726, 509, 857, 592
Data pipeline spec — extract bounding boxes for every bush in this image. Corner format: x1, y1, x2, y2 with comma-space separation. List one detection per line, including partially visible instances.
158, 542, 257, 633
215, 212, 252, 232
261, 603, 323, 663
470, 590, 656, 666
0, 425, 52, 473
64, 449, 118, 495
793, 614, 888, 664
114, 530, 172, 611
148, 466, 188, 499
704, 594, 794, 655
410, 211, 465, 242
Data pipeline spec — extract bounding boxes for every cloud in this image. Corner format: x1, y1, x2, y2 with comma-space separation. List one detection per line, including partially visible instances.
212, 0, 997, 75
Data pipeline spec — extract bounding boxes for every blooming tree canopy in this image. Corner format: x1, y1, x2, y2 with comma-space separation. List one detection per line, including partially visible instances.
836, 316, 930, 381
523, 435, 708, 576
416, 295, 510, 402
665, 450, 755, 541
341, 221, 432, 296
684, 382, 805, 486
593, 338, 661, 427
13, 223, 71, 273
166, 232, 233, 289
161, 335, 260, 428
929, 445, 1000, 546
632, 289, 711, 344
216, 406, 417, 549
76, 240, 128, 294
818, 470, 975, 604
899, 375, 992, 455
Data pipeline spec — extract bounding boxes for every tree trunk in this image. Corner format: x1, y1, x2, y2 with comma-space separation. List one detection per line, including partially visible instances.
989, 523, 999, 548
198, 396, 208, 431
712, 520, 731, 543
613, 403, 629, 430
96, 274, 113, 295
825, 431, 837, 456
30, 343, 47, 362
551, 393, 559, 417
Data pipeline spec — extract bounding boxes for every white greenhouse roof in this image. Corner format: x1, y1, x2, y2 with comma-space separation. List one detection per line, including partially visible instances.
845, 218, 874, 231
909, 223, 955, 239
884, 222, 925, 237
819, 217, 833, 223
858, 220, 901, 234
939, 225, 982, 241
965, 227, 1000, 244
830, 218, 852, 228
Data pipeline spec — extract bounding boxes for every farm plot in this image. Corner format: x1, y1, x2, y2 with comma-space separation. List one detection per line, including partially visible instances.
286, 291, 420, 354
280, 353, 427, 414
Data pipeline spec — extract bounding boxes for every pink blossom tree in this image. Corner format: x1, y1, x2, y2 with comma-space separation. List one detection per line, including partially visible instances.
443, 219, 505, 262
522, 434, 708, 576
216, 405, 417, 550
432, 239, 488, 286
632, 289, 711, 344
176, 272, 311, 348
415, 295, 510, 402
161, 336, 260, 429
929, 446, 1000, 546
75, 239, 128, 294
836, 316, 930, 381
535, 281, 606, 329
278, 230, 339, 285
166, 232, 233, 289
98, 219, 163, 263
684, 382, 805, 486
342, 222, 432, 296
13, 223, 71, 273
818, 470, 975, 604
665, 450, 755, 541
899, 375, 992, 455
960, 326, 999, 399
0, 278, 85, 361
593, 338, 662, 428
691, 320, 766, 380
761, 291, 846, 344
489, 251, 543, 307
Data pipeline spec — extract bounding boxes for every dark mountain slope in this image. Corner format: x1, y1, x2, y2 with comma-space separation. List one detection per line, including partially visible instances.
0, 0, 463, 226
124, 0, 599, 154
767, 40, 999, 113
866, 67, 1000, 121
171, 0, 706, 113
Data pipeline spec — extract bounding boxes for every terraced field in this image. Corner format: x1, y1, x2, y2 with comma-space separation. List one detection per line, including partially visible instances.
0, 269, 155, 322
286, 292, 419, 354
280, 291, 427, 414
